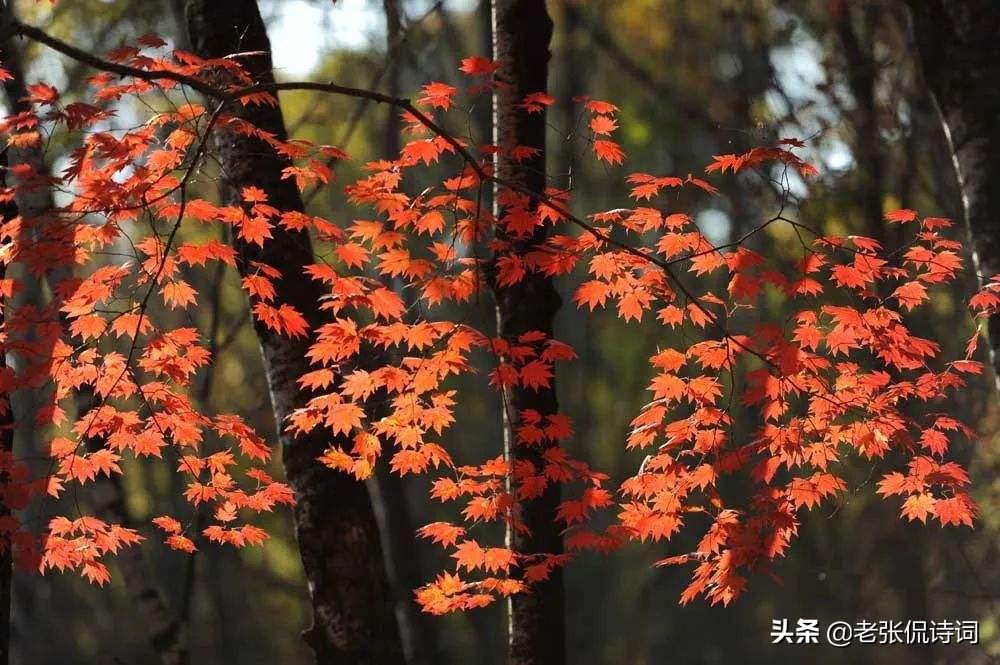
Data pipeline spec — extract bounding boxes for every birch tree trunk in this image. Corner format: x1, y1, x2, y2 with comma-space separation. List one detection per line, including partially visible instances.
906, 0, 1000, 391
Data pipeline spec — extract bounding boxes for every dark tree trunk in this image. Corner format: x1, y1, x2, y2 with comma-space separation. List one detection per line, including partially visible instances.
835, 1, 887, 245
490, 2, 565, 665
184, 2, 404, 664
475, 0, 494, 215
1, 25, 33, 665
366, 475, 441, 665
382, 0, 402, 161
906, 0, 1000, 391
0, 151, 15, 665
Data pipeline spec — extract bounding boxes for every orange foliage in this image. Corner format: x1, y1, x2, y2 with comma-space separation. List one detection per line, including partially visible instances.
0, 40, 988, 614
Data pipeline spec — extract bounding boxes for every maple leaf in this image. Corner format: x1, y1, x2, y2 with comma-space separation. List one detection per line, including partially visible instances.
241, 186, 269, 203
241, 525, 269, 546
27, 82, 59, 106
686, 303, 713, 328
160, 280, 197, 309
238, 215, 273, 246
934, 494, 975, 527
82, 561, 111, 586
130, 430, 166, 457
453, 540, 486, 571
589, 115, 619, 136
657, 306, 685, 327
510, 145, 541, 162
617, 292, 648, 323
919, 428, 949, 456
689, 464, 717, 490
418, 81, 458, 110
830, 264, 868, 290
110, 312, 153, 339
335, 242, 370, 268
69, 314, 108, 341
242, 274, 276, 301
787, 473, 845, 510
520, 360, 553, 390
418, 522, 466, 548
876, 472, 912, 497
391, 450, 429, 476
884, 208, 918, 224
483, 547, 516, 573
152, 516, 183, 534
893, 281, 928, 310
520, 92, 554, 113
459, 56, 498, 76
901, 493, 935, 523
253, 303, 309, 338
137, 33, 168, 48
165, 534, 197, 553
581, 98, 619, 114
402, 139, 442, 165
367, 288, 406, 320
185, 483, 217, 506
649, 373, 685, 402
593, 139, 625, 165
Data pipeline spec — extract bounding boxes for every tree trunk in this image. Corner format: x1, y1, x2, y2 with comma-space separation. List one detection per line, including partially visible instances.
382, 0, 402, 161
905, 0, 1000, 391
1, 10, 187, 662
366, 475, 441, 665
554, 0, 582, 191
490, 3, 565, 665
184, 2, 404, 664
88, 456, 187, 665
0, 150, 15, 665
835, 1, 887, 245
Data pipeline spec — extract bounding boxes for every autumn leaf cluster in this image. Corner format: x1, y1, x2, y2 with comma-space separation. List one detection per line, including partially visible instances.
0, 41, 986, 612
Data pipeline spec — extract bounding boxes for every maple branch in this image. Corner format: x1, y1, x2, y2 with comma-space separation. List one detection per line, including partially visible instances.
10, 18, 804, 383
29, 22, 761, 405
14, 16, 984, 379
5, 19, 664, 267
7, 19, 221, 98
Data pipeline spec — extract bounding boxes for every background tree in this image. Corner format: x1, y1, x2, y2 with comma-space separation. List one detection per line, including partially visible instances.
489, 2, 565, 665
906, 1, 1000, 387
183, 1, 404, 663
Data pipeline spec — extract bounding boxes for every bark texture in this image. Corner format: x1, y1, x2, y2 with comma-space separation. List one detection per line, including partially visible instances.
184, 2, 404, 663
906, 0, 1000, 389
490, 2, 565, 665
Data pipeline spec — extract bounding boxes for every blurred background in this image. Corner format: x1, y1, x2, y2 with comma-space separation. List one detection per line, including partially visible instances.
2, 0, 997, 663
